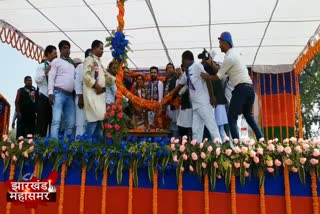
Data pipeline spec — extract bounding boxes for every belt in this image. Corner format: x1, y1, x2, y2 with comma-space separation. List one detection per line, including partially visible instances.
54, 87, 73, 96
235, 83, 253, 89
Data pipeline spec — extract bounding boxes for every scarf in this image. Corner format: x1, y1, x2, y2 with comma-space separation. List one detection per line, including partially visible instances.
186, 62, 196, 91
60, 56, 75, 67
148, 80, 159, 101
135, 86, 147, 99
44, 60, 49, 82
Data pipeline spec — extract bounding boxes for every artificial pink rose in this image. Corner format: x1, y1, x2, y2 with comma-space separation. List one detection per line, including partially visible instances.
111, 105, 117, 110
304, 140, 309, 144
179, 145, 186, 153
190, 139, 197, 146
1, 153, 5, 159
19, 144, 23, 150
182, 135, 188, 141
224, 136, 230, 142
249, 150, 256, 158
302, 143, 310, 150
284, 146, 292, 155
1, 146, 6, 151
313, 149, 320, 157
207, 146, 213, 153
23, 151, 28, 158
214, 138, 221, 144
244, 171, 250, 177
117, 105, 123, 111
106, 105, 111, 111
249, 139, 255, 146
170, 144, 175, 151
215, 147, 221, 156
213, 162, 219, 169
201, 162, 207, 169
109, 111, 115, 117
285, 159, 293, 166
243, 162, 250, 169
199, 143, 204, 149
200, 152, 206, 159
274, 159, 282, 167
217, 175, 222, 179
27, 134, 33, 138
294, 146, 302, 154
10, 143, 15, 150
191, 152, 198, 161
266, 160, 273, 167
233, 146, 241, 154
29, 146, 34, 152
18, 136, 24, 141
28, 139, 33, 144
117, 112, 124, 119
283, 138, 289, 144
2, 135, 8, 142
267, 140, 273, 145
5, 151, 9, 157
225, 149, 232, 157
291, 167, 298, 173
106, 133, 112, 138
257, 148, 264, 155
182, 154, 188, 161
174, 139, 180, 144
189, 165, 194, 172
290, 137, 297, 144
106, 124, 113, 129
259, 138, 265, 143
299, 157, 307, 165
203, 138, 209, 143
267, 167, 274, 173
18, 140, 24, 145
273, 138, 279, 143
243, 139, 250, 145
180, 166, 185, 172
234, 162, 241, 168
173, 155, 178, 162
253, 156, 260, 164
114, 124, 121, 131
170, 137, 175, 143
241, 146, 248, 154
267, 144, 275, 151
182, 139, 187, 145
310, 158, 319, 165
12, 155, 17, 162
233, 138, 239, 144
277, 145, 284, 153
298, 138, 304, 143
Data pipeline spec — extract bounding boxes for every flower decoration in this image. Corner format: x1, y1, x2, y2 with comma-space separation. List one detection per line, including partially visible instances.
106, 30, 131, 65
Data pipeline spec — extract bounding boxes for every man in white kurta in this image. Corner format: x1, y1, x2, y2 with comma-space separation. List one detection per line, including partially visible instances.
83, 40, 115, 138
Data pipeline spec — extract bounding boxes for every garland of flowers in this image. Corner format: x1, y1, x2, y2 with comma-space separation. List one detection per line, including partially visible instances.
311, 172, 319, 214
295, 39, 320, 74
128, 166, 133, 214
259, 171, 266, 214
58, 163, 67, 214
284, 165, 292, 214
79, 166, 87, 214
178, 172, 183, 214
6, 161, 15, 214
204, 174, 210, 214
231, 175, 237, 214
101, 170, 108, 214
153, 169, 158, 214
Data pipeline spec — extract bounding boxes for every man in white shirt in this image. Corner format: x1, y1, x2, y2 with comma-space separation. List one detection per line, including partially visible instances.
173, 51, 221, 143
74, 54, 85, 136
147, 66, 164, 128
35, 45, 57, 137
201, 32, 263, 141
48, 40, 76, 138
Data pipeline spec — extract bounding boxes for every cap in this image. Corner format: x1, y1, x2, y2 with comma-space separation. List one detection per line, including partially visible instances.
218, 32, 234, 47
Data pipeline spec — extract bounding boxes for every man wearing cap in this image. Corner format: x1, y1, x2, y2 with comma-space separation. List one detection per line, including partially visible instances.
200, 32, 263, 141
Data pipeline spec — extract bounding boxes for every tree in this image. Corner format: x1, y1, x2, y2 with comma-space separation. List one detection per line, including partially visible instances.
299, 54, 320, 138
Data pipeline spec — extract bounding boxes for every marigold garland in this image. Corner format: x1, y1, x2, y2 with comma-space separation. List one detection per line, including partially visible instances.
128, 166, 133, 214
178, 172, 183, 214
79, 166, 87, 214
231, 175, 237, 214
310, 172, 319, 214
259, 171, 266, 214
153, 169, 158, 214
295, 39, 320, 74
101, 170, 108, 214
58, 163, 67, 214
284, 166, 292, 214
6, 161, 16, 214
204, 174, 210, 214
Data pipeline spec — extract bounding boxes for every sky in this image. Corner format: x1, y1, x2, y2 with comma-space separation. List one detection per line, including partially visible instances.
0, 42, 39, 124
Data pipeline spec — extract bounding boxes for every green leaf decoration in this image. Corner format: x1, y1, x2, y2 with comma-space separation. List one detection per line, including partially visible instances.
298, 166, 306, 186
176, 157, 183, 184
38, 160, 44, 180
133, 160, 139, 187
210, 164, 217, 191
225, 166, 232, 191
240, 163, 246, 187
259, 172, 265, 189
3, 158, 9, 174
116, 158, 124, 184
148, 159, 154, 183
18, 159, 25, 181
53, 154, 62, 171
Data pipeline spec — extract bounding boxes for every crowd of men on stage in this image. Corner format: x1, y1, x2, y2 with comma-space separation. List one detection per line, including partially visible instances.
13, 32, 264, 143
